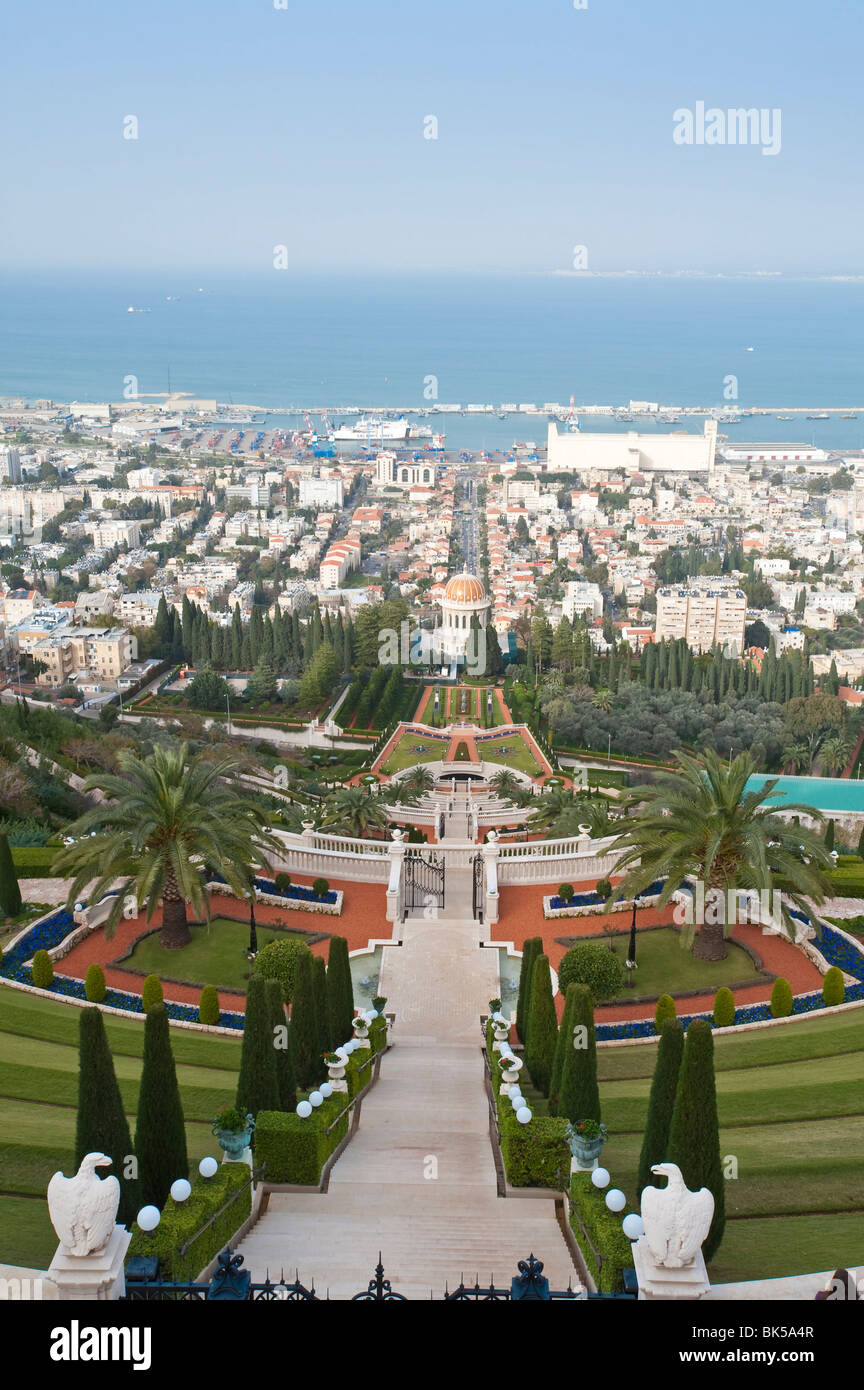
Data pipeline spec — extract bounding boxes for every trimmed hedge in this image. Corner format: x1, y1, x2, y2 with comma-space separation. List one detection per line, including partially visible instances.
85, 963, 107, 1003
713, 987, 734, 1029
655, 994, 676, 1030
569, 1171, 634, 1294
198, 984, 220, 1025
487, 1022, 569, 1189
126, 1163, 251, 1282
254, 1019, 387, 1184
11, 847, 59, 877
770, 977, 793, 1019
32, 949, 53, 988
822, 966, 845, 1007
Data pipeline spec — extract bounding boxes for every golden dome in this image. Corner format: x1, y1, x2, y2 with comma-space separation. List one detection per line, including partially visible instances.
444, 572, 487, 604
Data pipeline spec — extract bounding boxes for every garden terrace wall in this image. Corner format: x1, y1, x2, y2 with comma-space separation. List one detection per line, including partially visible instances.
126, 1163, 252, 1282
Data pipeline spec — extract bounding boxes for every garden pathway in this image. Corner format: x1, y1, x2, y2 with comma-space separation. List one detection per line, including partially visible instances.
234, 870, 580, 1298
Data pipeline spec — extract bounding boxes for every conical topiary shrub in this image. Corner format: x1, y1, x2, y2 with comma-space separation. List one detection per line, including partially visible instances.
135, 1004, 188, 1209
524, 954, 558, 1096
85, 963, 107, 1003
235, 975, 280, 1119
515, 937, 541, 1044
556, 984, 600, 1124
198, 984, 219, 1025
0, 833, 22, 918
712, 987, 734, 1029
264, 977, 296, 1111
637, 1017, 684, 1198
655, 994, 676, 1031
548, 979, 579, 1114
822, 966, 845, 1007
770, 977, 793, 1018
313, 955, 332, 1058
327, 936, 354, 1046
291, 950, 323, 1091
668, 1019, 724, 1261
32, 949, 53, 988
141, 975, 163, 1012
76, 1006, 139, 1225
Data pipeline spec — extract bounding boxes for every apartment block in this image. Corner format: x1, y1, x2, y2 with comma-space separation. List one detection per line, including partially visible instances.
655, 586, 747, 655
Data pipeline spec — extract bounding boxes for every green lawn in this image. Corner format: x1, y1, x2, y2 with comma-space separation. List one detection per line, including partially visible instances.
0, 987, 242, 1269
380, 733, 448, 774
118, 917, 316, 992
565, 927, 765, 1004
479, 732, 542, 777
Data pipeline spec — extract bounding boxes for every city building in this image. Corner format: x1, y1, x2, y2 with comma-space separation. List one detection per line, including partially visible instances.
547, 420, 717, 476
32, 627, 137, 687
655, 586, 747, 655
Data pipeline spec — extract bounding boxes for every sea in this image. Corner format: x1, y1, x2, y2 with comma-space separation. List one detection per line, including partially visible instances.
3, 271, 864, 452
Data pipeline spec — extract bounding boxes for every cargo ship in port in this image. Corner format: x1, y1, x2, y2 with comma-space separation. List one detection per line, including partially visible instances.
807, 413, 829, 420
333, 416, 412, 442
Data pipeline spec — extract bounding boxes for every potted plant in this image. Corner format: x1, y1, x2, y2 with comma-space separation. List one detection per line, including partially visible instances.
212, 1104, 255, 1160
564, 1118, 609, 1168
324, 1050, 346, 1079
372, 996, 387, 1012
488, 997, 502, 1014
491, 1013, 510, 1046
352, 1013, 370, 1041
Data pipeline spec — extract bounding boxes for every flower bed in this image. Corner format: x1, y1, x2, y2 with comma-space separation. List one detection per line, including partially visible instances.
209, 874, 342, 917
544, 879, 665, 917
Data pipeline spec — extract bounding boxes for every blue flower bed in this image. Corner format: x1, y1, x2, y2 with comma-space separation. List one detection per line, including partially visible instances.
1, 905, 246, 1031
550, 880, 664, 911
209, 872, 337, 905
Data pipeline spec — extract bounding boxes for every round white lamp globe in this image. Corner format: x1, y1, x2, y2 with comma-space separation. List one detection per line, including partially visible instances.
605, 1188, 626, 1213
137, 1205, 161, 1232
309, 1091, 323, 1108
296, 1100, 313, 1119
367, 1009, 378, 1020
622, 1214, 644, 1241
198, 1156, 218, 1179
516, 1107, 532, 1125
591, 1167, 611, 1190
170, 1179, 192, 1203
319, 1082, 333, 1098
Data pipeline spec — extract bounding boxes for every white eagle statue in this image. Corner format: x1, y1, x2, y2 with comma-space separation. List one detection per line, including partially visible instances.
639, 1162, 714, 1269
47, 1152, 121, 1257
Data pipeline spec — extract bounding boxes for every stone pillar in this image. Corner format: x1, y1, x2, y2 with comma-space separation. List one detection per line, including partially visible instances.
385, 828, 406, 924
301, 819, 316, 846
48, 1226, 131, 1302
482, 829, 500, 925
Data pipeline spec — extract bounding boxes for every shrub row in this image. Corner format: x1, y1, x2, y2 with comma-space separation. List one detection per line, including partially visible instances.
126, 1162, 252, 1282
11, 847, 58, 877
486, 1023, 569, 1189
569, 1171, 635, 1295
255, 1017, 387, 1184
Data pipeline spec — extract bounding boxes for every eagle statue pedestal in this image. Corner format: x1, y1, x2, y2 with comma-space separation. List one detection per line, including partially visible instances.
632, 1161, 713, 1301
48, 1225, 131, 1302
46, 1152, 131, 1301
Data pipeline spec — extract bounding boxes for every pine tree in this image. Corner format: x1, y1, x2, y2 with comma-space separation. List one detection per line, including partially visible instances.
668, 1019, 725, 1261
637, 1017, 684, 1198
135, 1005, 188, 1209
313, 955, 332, 1057
554, 983, 601, 1124
236, 976, 280, 1118
0, 832, 22, 917
515, 936, 541, 1044
327, 936, 355, 1046
290, 951, 324, 1090
264, 978, 295, 1112
76, 1007, 138, 1225
524, 954, 558, 1096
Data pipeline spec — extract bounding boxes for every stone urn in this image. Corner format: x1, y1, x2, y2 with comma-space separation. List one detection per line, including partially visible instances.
491, 1014, 511, 1052
326, 1053, 349, 1093
565, 1121, 608, 1172
213, 1114, 255, 1163
499, 1054, 523, 1096
352, 1015, 371, 1049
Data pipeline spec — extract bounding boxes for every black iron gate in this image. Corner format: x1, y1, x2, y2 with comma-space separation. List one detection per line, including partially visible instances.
403, 850, 445, 912
471, 852, 484, 922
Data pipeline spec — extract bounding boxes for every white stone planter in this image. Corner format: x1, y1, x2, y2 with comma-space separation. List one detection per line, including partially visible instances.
327, 1060, 348, 1093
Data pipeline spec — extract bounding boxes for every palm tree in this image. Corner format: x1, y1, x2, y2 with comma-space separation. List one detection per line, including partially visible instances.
819, 734, 851, 777
53, 744, 281, 949
782, 741, 811, 773
530, 785, 578, 832
592, 688, 613, 712
319, 786, 389, 839
489, 769, 524, 804
606, 748, 832, 961
398, 766, 436, 802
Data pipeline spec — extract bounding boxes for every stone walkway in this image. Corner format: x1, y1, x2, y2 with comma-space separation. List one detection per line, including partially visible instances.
235, 876, 579, 1297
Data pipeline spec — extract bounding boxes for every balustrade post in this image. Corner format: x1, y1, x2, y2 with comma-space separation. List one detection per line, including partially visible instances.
386, 828, 406, 924
482, 829, 500, 925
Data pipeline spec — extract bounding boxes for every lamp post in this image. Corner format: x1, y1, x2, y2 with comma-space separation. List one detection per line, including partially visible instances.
607, 731, 611, 763
625, 895, 639, 988
247, 883, 258, 959
226, 688, 232, 735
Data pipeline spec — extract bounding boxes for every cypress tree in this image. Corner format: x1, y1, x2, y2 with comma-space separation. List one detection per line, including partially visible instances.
236, 975, 280, 1118
264, 978, 296, 1112
515, 936, 541, 1044
637, 1017, 685, 1198
0, 832, 22, 917
668, 1019, 725, 1261
825, 819, 835, 852
327, 936, 355, 1047
313, 955, 332, 1058
76, 1007, 138, 1225
135, 1005, 188, 1209
555, 983, 600, 1124
290, 951, 323, 1090
548, 979, 578, 1115
524, 954, 558, 1097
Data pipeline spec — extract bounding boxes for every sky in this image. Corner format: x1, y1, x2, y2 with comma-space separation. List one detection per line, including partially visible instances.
2, 0, 863, 274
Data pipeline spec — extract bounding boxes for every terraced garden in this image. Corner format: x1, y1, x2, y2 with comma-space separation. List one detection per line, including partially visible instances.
522, 1009, 864, 1284
478, 732, 543, 777
118, 918, 317, 992
0, 987, 242, 1270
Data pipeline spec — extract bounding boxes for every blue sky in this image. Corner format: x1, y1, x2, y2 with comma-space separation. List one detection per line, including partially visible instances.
2, 0, 862, 273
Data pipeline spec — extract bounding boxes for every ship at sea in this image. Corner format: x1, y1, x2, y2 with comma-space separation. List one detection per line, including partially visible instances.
807, 413, 829, 420
333, 416, 411, 442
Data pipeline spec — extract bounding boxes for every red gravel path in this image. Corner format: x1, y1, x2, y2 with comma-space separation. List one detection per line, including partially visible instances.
56, 879, 394, 1016
492, 882, 824, 1023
